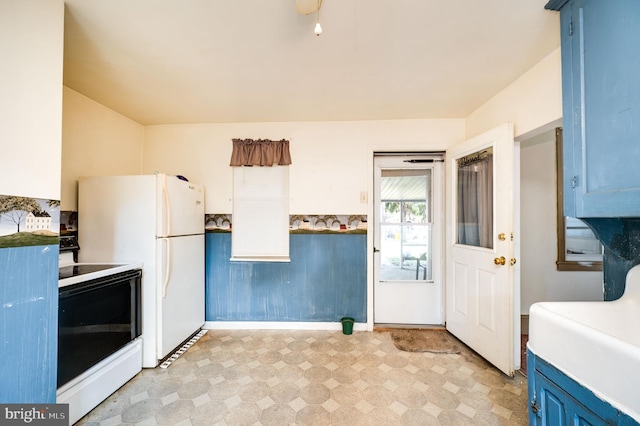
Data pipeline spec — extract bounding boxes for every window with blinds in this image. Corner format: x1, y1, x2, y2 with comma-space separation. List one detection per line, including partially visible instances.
231, 165, 290, 262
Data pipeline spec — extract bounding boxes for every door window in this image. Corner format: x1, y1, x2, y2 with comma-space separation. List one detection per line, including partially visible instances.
456, 148, 493, 249
379, 169, 433, 281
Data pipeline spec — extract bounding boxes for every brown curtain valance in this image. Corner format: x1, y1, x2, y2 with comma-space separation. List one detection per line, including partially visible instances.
230, 138, 292, 166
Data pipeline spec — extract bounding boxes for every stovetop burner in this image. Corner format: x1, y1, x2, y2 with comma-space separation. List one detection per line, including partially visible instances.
58, 264, 126, 280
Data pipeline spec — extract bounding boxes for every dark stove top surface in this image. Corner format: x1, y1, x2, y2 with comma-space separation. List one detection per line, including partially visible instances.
58, 264, 127, 280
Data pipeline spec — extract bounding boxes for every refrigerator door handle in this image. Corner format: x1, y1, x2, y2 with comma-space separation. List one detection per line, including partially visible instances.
161, 174, 172, 237
161, 238, 172, 298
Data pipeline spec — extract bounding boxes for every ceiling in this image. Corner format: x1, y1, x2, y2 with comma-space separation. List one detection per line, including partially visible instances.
62, 0, 559, 126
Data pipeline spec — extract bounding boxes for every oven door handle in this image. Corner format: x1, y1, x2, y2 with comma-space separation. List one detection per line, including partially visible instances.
161, 238, 172, 298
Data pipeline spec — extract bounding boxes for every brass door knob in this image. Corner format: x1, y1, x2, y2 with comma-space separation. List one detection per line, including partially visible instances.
494, 256, 506, 265
510, 258, 517, 266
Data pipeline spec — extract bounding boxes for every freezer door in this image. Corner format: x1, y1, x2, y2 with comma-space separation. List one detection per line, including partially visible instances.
157, 174, 205, 237
156, 234, 205, 361
78, 175, 157, 263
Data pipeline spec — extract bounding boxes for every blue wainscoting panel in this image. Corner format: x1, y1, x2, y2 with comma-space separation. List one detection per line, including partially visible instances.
206, 233, 367, 322
0, 245, 58, 403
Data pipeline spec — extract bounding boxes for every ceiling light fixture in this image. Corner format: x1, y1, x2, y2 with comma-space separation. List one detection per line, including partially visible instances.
314, 0, 322, 36
294, 0, 323, 36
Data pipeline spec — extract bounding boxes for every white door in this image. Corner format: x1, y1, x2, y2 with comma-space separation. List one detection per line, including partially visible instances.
157, 233, 205, 361
157, 174, 205, 237
445, 123, 519, 376
373, 155, 444, 325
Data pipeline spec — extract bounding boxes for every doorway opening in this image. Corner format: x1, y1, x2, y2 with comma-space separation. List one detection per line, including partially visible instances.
373, 153, 444, 326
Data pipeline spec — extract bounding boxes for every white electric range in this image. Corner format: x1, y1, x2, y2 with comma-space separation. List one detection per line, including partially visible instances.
57, 235, 143, 424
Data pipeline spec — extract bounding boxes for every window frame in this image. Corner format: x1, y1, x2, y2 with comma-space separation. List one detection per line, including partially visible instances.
555, 127, 602, 272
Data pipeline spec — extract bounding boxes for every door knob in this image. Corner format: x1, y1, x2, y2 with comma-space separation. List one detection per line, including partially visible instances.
510, 258, 517, 266
494, 256, 506, 265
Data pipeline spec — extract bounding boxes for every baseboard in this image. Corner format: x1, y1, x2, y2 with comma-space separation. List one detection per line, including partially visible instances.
204, 318, 529, 334
203, 321, 369, 332
521, 314, 529, 335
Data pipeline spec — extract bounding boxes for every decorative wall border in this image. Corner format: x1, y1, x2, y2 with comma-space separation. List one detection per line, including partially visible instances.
205, 214, 367, 233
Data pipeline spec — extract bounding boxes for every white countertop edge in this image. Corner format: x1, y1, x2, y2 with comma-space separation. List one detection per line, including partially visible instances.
59, 262, 143, 288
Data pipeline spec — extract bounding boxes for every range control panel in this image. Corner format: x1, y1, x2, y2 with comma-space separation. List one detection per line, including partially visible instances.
59, 235, 80, 252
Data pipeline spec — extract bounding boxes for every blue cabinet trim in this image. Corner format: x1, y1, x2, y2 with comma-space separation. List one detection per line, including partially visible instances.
582, 218, 640, 300
545, 0, 571, 11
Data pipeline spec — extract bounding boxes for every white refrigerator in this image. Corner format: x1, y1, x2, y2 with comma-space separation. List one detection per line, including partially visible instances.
78, 173, 205, 368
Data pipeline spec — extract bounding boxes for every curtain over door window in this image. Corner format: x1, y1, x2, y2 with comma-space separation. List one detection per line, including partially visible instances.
456, 148, 493, 249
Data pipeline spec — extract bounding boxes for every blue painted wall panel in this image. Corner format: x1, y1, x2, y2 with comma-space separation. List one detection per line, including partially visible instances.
206, 233, 367, 322
0, 245, 58, 403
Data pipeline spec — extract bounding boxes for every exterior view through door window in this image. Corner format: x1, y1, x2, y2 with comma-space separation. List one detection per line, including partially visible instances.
456, 148, 493, 249
379, 169, 432, 281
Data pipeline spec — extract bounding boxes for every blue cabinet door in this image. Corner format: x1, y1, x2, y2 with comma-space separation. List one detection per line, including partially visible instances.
535, 372, 608, 426
559, 0, 640, 217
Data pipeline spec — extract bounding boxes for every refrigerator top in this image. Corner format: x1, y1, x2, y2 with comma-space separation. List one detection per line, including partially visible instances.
156, 174, 205, 238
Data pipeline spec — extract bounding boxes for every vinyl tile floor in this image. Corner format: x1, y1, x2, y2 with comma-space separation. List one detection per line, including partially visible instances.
77, 329, 528, 425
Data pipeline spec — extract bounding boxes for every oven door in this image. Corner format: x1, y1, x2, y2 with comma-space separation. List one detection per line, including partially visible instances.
58, 269, 142, 388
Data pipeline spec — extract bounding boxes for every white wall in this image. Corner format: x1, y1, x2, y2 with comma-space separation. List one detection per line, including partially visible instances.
462, 48, 602, 313
61, 87, 144, 210
142, 119, 465, 214
520, 130, 603, 314
465, 48, 563, 140
0, 0, 64, 200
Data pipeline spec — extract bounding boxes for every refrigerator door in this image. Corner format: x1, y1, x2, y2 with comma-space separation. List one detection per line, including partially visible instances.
156, 234, 205, 361
157, 174, 205, 238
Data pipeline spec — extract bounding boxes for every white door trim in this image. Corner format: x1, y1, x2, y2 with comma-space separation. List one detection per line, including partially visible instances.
365, 143, 453, 331
372, 154, 445, 325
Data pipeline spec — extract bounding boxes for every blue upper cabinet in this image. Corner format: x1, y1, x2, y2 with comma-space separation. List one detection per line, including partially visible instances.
548, 0, 640, 218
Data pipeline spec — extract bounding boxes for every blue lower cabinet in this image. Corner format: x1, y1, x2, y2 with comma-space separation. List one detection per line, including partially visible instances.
528, 349, 639, 425
535, 372, 608, 425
